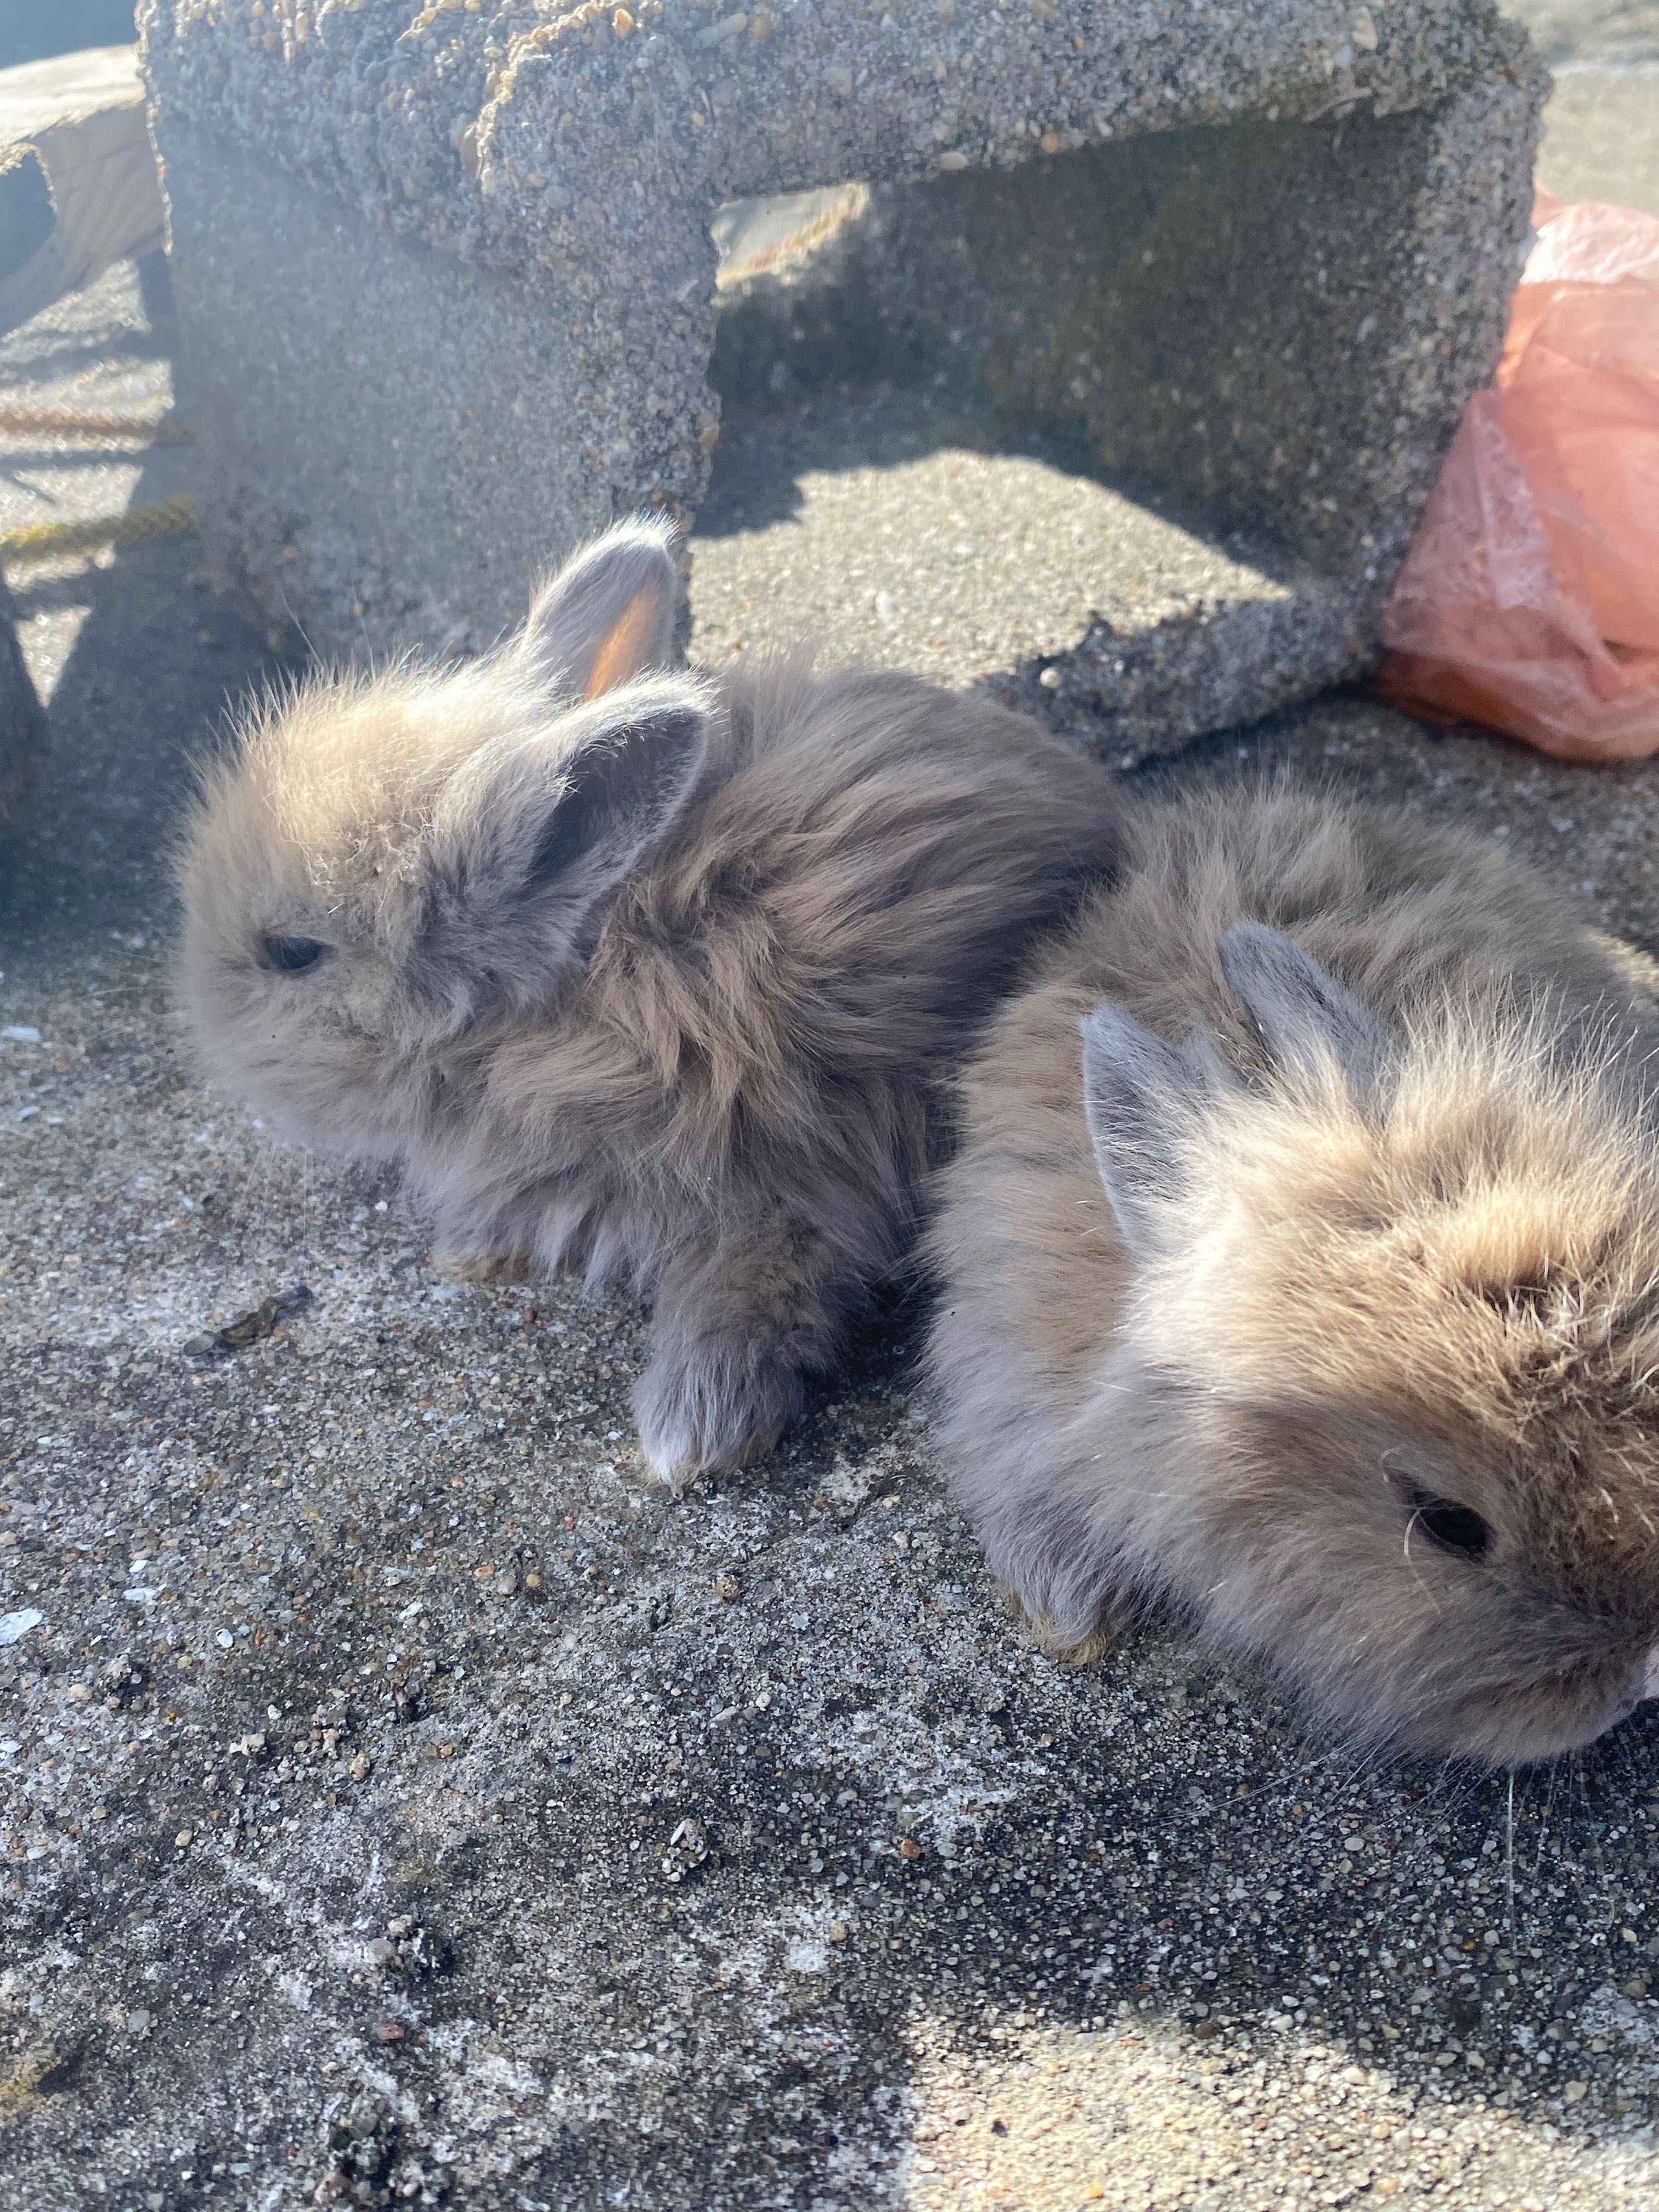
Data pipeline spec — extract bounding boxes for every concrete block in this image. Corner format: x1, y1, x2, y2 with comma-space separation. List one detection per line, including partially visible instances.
140, 0, 1545, 744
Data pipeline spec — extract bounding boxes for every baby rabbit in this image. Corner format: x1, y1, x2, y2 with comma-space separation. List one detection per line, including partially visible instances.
928, 785, 1659, 1767
177, 520, 1124, 1483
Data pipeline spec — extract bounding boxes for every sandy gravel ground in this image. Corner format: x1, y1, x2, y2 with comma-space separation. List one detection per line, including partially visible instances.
1520, 0, 1659, 217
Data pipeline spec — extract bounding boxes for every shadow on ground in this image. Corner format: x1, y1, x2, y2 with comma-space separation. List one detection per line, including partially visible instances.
688, 376, 1297, 706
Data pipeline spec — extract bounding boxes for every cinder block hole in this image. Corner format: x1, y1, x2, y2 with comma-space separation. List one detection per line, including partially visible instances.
691, 117, 1410, 693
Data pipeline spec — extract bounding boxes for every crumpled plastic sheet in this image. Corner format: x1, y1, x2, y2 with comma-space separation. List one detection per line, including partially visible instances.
1374, 189, 1659, 761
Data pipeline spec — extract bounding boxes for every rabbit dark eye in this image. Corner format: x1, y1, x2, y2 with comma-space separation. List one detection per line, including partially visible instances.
261, 935, 330, 974
1408, 1486, 1492, 1560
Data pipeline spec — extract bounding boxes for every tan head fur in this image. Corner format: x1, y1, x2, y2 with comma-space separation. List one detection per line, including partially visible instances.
176, 521, 708, 1158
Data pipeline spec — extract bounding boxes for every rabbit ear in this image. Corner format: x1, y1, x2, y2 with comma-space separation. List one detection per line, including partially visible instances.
516, 519, 680, 702
426, 676, 710, 982
1081, 1004, 1209, 1257
1218, 922, 1390, 1091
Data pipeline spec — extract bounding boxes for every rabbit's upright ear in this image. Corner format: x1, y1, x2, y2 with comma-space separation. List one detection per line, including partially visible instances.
1218, 922, 1390, 1093
1081, 1005, 1210, 1257
516, 520, 680, 702
425, 676, 710, 981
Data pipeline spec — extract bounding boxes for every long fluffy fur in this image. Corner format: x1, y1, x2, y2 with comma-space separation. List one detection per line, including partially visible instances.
927, 785, 1659, 1766
176, 526, 1125, 1483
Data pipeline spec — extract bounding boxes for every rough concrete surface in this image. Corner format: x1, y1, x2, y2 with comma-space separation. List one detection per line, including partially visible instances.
1505, 0, 1659, 216
1509, 0, 1658, 63
697, 75, 1541, 755
9, 221, 1659, 2210
689, 0, 1659, 752
139, 0, 1542, 749
1537, 65, 1659, 213
687, 387, 1294, 697
138, 0, 1538, 285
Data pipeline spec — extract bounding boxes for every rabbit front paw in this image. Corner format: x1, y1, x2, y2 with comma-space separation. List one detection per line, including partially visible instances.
998, 1583, 1122, 1667
634, 1330, 806, 1488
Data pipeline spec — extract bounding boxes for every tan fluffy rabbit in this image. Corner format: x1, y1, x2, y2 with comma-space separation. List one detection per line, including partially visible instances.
928, 785, 1659, 1766
177, 521, 1124, 1483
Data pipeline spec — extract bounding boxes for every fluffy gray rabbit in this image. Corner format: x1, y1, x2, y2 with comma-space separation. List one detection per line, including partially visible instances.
177, 520, 1125, 1483
928, 785, 1659, 1766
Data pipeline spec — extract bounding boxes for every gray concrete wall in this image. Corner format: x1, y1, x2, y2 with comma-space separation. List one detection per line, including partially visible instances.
142, 0, 1544, 747
163, 120, 715, 656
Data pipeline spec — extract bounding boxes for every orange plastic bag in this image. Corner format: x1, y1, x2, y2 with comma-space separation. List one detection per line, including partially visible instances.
1374, 189, 1659, 761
